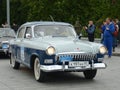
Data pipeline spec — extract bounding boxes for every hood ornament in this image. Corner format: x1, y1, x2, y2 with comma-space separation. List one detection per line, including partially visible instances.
77, 48, 80, 50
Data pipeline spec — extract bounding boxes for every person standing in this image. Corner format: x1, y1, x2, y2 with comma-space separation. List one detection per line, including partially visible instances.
115, 19, 120, 44
12, 22, 19, 33
1, 21, 9, 28
101, 21, 106, 44
85, 21, 95, 42
103, 18, 115, 58
113, 19, 119, 52
74, 18, 82, 39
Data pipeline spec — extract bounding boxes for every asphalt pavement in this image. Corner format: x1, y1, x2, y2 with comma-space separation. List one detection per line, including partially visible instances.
0, 55, 120, 90
112, 44, 120, 56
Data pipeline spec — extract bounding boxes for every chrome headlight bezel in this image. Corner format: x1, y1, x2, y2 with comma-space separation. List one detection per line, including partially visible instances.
99, 46, 107, 54
46, 46, 56, 55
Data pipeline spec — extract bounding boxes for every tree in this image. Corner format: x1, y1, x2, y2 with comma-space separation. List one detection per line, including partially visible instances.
1, 0, 120, 38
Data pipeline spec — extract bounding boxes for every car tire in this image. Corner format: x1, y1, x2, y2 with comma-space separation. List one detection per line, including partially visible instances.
83, 69, 97, 79
34, 57, 46, 82
11, 53, 20, 69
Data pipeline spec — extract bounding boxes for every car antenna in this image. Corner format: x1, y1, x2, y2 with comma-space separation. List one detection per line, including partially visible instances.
49, 15, 55, 22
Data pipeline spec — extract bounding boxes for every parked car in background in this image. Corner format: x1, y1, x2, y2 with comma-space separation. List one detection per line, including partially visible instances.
9, 21, 107, 82
0, 28, 16, 55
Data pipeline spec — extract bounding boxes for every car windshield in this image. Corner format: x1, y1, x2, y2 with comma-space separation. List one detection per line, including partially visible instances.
34, 25, 76, 38
0, 29, 15, 38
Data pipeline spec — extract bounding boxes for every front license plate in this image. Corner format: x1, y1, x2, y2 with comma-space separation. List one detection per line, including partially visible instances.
69, 61, 89, 67
2, 44, 8, 49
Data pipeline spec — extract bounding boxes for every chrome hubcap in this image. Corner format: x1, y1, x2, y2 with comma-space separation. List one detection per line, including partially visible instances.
11, 54, 15, 67
34, 58, 41, 80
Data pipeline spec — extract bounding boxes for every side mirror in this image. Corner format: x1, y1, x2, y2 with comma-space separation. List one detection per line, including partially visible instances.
26, 33, 31, 39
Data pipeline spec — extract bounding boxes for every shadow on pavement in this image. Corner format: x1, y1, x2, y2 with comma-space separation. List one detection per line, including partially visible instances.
44, 72, 96, 84
0, 53, 9, 59
19, 66, 96, 84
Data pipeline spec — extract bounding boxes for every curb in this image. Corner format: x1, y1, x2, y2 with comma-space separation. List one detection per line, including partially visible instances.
112, 53, 120, 56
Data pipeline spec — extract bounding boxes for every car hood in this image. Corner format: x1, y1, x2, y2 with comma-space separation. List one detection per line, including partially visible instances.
35, 37, 102, 54
0, 37, 14, 43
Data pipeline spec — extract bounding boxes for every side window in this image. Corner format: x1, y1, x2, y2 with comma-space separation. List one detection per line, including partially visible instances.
17, 27, 25, 38
24, 27, 32, 38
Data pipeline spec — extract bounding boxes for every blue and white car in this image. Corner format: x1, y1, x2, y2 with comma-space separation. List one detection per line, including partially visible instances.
10, 21, 107, 82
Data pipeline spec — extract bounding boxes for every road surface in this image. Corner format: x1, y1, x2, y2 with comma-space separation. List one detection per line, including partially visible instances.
0, 55, 120, 90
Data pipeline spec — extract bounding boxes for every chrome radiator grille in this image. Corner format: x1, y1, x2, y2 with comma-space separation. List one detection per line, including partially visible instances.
56, 53, 97, 61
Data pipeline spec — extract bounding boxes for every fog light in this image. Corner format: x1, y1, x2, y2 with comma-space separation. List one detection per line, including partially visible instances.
44, 59, 53, 64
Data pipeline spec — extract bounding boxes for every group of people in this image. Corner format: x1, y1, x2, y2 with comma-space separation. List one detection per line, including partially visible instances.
1, 18, 120, 58
1, 21, 19, 33
84, 18, 120, 58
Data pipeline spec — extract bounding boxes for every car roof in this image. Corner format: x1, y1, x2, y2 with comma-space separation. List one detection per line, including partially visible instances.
21, 21, 72, 27
0, 28, 14, 31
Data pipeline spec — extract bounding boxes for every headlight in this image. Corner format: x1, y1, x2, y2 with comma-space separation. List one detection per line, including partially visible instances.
99, 46, 107, 54
46, 46, 55, 55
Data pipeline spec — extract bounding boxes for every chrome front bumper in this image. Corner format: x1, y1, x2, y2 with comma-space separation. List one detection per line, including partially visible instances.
40, 63, 107, 72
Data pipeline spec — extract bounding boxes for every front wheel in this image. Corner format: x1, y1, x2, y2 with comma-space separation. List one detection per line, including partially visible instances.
83, 70, 97, 79
10, 53, 20, 69
34, 57, 46, 82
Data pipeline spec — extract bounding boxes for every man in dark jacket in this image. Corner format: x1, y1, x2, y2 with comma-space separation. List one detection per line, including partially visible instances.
12, 22, 19, 33
85, 21, 95, 42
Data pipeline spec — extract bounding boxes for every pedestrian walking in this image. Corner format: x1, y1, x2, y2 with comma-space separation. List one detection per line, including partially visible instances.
103, 18, 115, 58
84, 21, 95, 42
113, 19, 119, 52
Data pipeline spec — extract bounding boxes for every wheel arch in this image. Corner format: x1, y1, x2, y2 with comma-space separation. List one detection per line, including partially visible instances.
30, 53, 39, 70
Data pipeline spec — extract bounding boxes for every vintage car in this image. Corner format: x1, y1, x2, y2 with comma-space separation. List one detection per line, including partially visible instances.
0, 28, 15, 55
9, 21, 107, 82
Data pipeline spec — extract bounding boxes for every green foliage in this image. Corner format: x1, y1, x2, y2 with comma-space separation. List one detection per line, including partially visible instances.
0, 0, 120, 38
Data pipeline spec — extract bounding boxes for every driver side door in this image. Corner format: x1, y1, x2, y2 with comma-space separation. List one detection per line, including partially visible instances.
15, 27, 26, 63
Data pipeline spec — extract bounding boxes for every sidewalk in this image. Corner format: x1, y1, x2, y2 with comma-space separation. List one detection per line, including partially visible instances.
81, 37, 120, 56
112, 45, 120, 56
